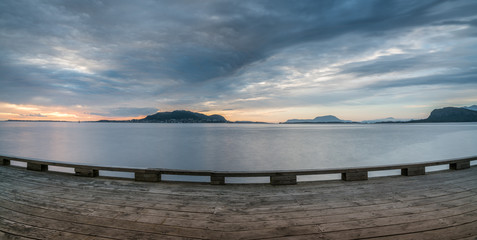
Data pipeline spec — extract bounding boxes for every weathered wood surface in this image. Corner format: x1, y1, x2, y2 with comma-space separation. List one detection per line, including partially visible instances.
1, 165, 476, 239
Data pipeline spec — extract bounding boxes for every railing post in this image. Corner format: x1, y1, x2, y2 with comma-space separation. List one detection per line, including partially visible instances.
450, 161, 470, 170
27, 162, 48, 172
2, 158, 10, 166
270, 174, 297, 185
210, 173, 225, 185
401, 166, 426, 176
75, 168, 99, 177
342, 171, 368, 181
135, 169, 161, 182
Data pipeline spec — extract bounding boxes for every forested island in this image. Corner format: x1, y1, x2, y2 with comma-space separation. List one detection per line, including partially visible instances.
98, 110, 228, 123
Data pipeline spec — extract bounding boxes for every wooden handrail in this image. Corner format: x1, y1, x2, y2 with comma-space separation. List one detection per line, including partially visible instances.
1, 154, 476, 185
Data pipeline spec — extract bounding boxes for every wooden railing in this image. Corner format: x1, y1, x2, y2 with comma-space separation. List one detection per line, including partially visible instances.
1, 155, 476, 185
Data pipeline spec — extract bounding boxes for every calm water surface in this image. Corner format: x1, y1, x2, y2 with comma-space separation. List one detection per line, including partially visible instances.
1, 122, 476, 173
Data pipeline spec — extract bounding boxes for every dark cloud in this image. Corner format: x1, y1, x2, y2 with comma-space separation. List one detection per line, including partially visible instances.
368, 71, 477, 90
1, 0, 477, 116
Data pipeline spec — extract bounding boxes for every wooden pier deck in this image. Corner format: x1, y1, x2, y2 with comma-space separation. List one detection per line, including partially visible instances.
1, 165, 476, 239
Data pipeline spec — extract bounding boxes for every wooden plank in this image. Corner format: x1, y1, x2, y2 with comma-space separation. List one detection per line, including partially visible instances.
0, 197, 214, 238
1, 168, 474, 226
364, 221, 477, 240
1, 166, 477, 239
320, 212, 477, 240
0, 231, 37, 240
1, 165, 474, 210
0, 166, 476, 218
0, 217, 95, 240
0, 205, 206, 239
224, 210, 477, 240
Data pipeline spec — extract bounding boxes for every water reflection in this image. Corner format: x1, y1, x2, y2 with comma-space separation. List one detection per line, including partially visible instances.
1, 122, 477, 173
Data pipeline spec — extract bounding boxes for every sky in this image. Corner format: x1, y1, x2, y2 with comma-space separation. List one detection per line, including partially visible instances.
1, 0, 477, 122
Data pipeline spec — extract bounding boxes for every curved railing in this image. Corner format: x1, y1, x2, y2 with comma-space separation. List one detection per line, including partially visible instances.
1, 155, 476, 185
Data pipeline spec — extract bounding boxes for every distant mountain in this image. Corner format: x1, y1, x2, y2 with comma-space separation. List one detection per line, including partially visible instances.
412, 107, 477, 122
98, 110, 228, 123
284, 115, 352, 123
361, 117, 411, 124
136, 110, 227, 123
463, 105, 477, 111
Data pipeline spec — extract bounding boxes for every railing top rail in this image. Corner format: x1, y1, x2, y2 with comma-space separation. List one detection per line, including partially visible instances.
0, 155, 146, 173
2, 154, 476, 177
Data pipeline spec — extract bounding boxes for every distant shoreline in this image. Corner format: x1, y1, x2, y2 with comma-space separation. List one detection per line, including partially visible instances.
4, 119, 272, 124
4, 106, 477, 124
4, 119, 477, 124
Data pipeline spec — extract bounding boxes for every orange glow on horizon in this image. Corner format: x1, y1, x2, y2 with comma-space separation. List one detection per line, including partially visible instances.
0, 102, 141, 122
0, 101, 445, 123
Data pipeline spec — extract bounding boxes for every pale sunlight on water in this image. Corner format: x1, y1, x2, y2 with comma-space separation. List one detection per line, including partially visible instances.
1, 122, 476, 175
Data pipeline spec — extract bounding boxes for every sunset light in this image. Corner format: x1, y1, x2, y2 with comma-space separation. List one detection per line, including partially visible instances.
0, 0, 476, 122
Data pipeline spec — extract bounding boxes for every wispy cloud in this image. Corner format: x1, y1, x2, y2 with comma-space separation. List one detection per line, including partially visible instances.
1, 0, 476, 121
89, 107, 158, 117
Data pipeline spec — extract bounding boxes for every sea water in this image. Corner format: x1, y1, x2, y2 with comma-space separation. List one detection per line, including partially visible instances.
1, 122, 476, 181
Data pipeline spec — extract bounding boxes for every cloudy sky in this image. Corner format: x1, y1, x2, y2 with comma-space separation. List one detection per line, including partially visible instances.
1, 0, 477, 122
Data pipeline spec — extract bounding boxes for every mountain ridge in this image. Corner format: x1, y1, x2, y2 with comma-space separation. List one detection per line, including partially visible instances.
96, 110, 228, 123
136, 110, 227, 123
463, 105, 477, 111
411, 107, 477, 122
284, 115, 353, 124
283, 105, 477, 124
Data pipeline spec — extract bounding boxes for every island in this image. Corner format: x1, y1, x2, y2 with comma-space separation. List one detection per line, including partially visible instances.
283, 115, 354, 124
281, 106, 477, 124
410, 107, 477, 123
98, 110, 228, 123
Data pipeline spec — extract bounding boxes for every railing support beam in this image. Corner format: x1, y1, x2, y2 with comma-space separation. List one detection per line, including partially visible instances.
450, 161, 470, 170
135, 170, 161, 182
271, 174, 297, 185
210, 174, 225, 185
75, 168, 99, 177
27, 162, 48, 172
401, 166, 426, 176
342, 171, 368, 181
2, 158, 10, 166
